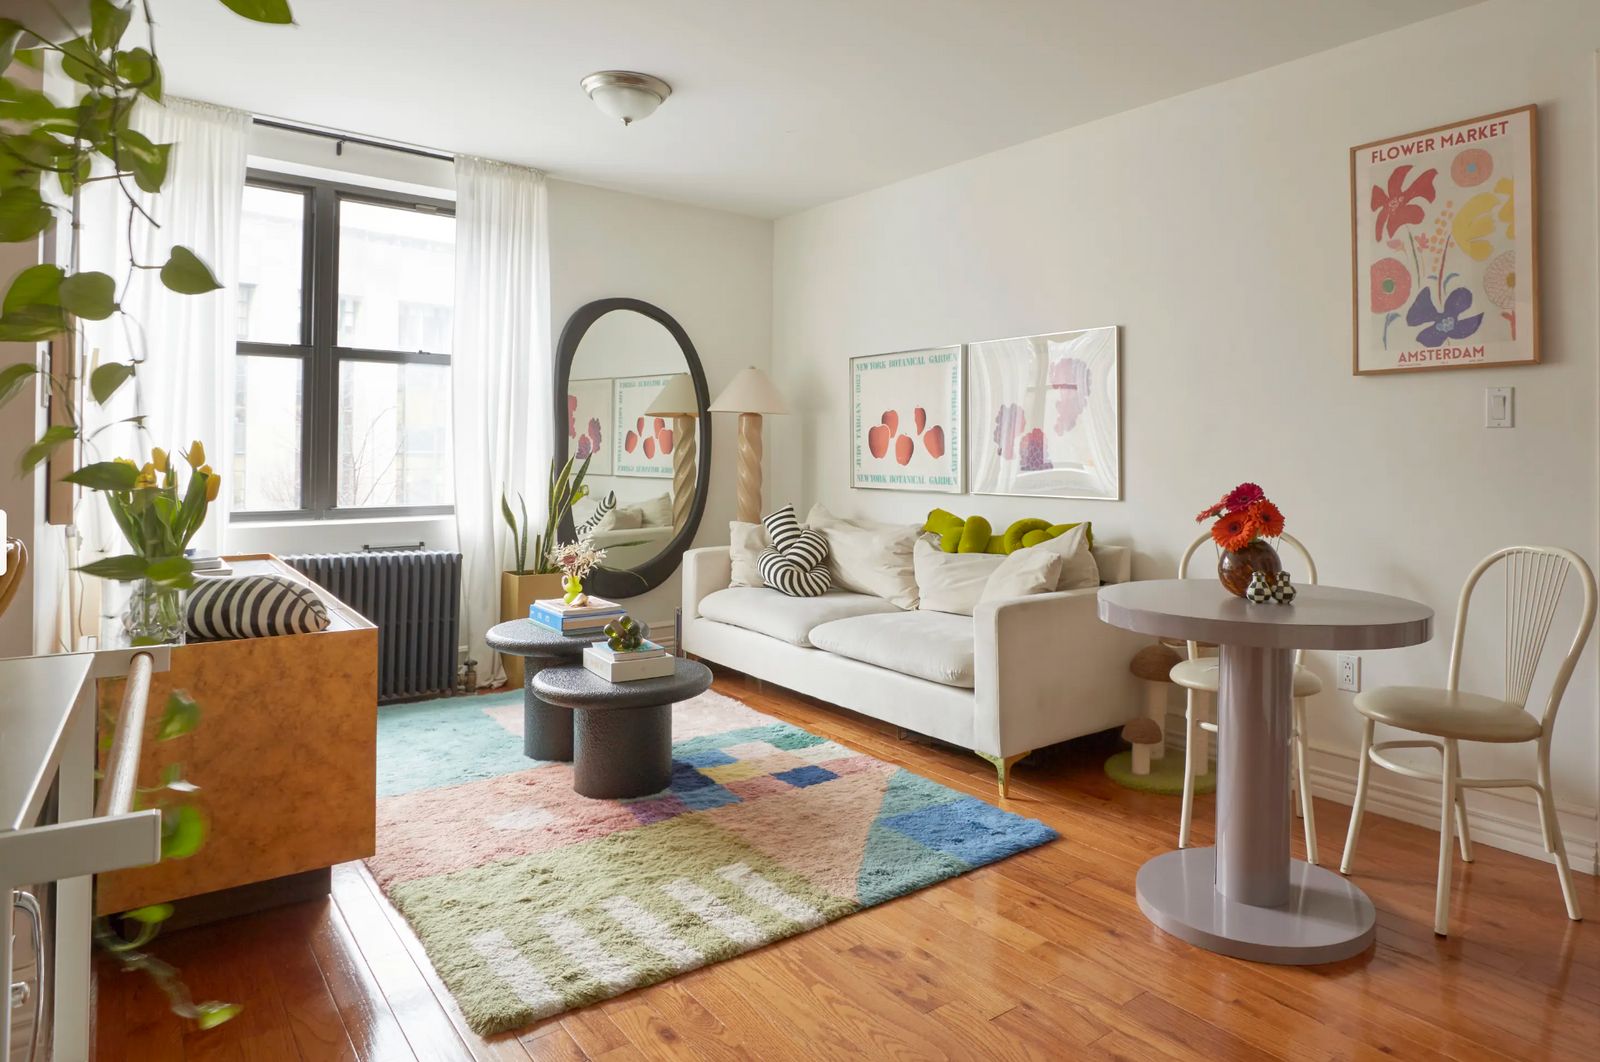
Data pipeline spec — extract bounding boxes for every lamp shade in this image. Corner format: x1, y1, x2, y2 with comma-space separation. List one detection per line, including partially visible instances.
709, 366, 787, 415
644, 374, 699, 418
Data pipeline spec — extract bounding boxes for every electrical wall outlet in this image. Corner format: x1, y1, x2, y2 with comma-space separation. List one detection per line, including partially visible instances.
1337, 654, 1361, 692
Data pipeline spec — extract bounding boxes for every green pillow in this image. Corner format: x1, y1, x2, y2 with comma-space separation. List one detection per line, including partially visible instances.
922, 509, 1092, 554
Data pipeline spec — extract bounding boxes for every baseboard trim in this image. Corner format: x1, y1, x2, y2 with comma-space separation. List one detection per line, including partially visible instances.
1163, 710, 1598, 877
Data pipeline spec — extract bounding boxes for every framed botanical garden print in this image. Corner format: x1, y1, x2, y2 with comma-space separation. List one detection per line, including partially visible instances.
849, 346, 963, 493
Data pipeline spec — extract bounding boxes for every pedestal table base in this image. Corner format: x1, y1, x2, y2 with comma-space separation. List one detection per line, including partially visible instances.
1136, 847, 1375, 964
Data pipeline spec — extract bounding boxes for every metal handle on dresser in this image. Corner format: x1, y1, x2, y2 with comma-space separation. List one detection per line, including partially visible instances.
11, 889, 45, 1062
95, 650, 154, 819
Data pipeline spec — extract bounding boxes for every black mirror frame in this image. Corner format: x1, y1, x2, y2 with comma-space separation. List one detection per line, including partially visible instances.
553, 297, 712, 599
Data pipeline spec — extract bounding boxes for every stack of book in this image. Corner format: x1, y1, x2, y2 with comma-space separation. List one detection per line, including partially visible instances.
583, 639, 674, 683
529, 596, 624, 635
187, 554, 233, 578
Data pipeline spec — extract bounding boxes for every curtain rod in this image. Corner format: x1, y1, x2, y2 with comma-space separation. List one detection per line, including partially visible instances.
251, 117, 454, 163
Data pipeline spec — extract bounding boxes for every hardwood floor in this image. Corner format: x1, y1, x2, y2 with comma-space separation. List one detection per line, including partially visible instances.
94, 667, 1600, 1060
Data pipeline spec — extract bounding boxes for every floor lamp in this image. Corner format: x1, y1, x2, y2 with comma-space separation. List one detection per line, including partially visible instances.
709, 367, 788, 524
643, 374, 700, 533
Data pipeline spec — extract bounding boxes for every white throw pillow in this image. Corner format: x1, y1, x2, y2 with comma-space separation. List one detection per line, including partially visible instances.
1031, 522, 1099, 590
913, 538, 1004, 616
805, 503, 920, 609
978, 546, 1063, 605
638, 493, 673, 527
728, 521, 769, 587
607, 505, 645, 530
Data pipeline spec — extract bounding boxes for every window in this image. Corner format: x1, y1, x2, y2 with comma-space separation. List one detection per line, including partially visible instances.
233, 173, 456, 519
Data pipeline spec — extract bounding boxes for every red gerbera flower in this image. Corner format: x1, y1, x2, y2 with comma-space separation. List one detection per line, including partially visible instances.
1248, 499, 1284, 539
1222, 482, 1264, 510
1195, 501, 1225, 522
1211, 511, 1257, 553
1371, 165, 1437, 242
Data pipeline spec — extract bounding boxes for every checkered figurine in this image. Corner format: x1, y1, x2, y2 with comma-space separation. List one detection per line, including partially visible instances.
1272, 570, 1297, 604
1245, 571, 1273, 603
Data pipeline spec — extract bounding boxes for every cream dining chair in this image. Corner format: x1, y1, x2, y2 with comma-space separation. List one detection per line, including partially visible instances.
1173, 532, 1322, 862
1340, 546, 1594, 936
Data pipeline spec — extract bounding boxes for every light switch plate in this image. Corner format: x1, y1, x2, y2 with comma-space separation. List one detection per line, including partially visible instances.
1485, 386, 1514, 428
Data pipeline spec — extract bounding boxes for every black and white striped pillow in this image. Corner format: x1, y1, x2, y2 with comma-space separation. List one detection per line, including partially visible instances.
761, 504, 804, 553
576, 491, 618, 535
758, 549, 833, 597
757, 504, 832, 597
185, 574, 331, 641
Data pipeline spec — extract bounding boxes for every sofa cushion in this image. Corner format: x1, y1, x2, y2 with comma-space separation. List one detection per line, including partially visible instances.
809, 610, 977, 688
805, 504, 920, 609
697, 586, 898, 647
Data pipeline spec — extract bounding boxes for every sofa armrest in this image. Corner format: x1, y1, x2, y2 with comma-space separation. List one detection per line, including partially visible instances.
971, 587, 1145, 756
682, 546, 732, 621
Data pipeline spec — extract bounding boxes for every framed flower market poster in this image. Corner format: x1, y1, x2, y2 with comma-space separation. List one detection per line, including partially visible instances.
850, 346, 963, 493
966, 326, 1121, 501
1351, 105, 1538, 375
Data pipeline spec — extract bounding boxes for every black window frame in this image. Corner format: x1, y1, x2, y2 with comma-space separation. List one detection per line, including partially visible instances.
233, 169, 456, 522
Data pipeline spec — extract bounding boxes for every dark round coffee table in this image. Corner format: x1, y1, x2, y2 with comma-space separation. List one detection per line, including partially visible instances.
486, 618, 646, 761
532, 658, 713, 799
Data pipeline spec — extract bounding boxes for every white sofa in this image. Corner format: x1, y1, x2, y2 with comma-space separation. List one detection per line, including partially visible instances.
681, 543, 1146, 795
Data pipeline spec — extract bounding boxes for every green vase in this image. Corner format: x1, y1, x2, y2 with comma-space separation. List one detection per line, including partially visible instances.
562, 574, 584, 604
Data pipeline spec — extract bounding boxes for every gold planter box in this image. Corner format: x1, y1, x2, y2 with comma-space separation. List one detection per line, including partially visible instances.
499, 570, 565, 687
95, 556, 377, 916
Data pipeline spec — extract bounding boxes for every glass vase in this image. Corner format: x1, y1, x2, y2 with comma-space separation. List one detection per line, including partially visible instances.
122, 578, 188, 646
1217, 540, 1282, 598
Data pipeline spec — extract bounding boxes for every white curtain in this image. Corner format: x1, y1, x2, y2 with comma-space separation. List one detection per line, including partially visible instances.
451, 156, 548, 688
59, 94, 247, 644
77, 96, 249, 559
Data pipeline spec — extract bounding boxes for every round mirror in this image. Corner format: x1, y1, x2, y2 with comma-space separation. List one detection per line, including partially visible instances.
554, 298, 711, 598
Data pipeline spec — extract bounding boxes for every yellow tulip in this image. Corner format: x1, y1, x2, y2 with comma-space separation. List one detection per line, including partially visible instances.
134, 463, 157, 489
183, 440, 206, 468
198, 463, 213, 476
204, 472, 221, 502
113, 456, 136, 468
151, 447, 169, 472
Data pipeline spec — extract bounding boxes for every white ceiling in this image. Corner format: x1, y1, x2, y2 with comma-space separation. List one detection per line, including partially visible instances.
155, 0, 1478, 218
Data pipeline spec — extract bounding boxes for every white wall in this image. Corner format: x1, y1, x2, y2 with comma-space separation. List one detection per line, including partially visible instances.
548, 179, 774, 632
0, 236, 40, 659
771, 0, 1600, 869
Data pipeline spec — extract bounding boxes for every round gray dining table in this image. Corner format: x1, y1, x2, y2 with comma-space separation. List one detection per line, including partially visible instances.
1098, 579, 1432, 964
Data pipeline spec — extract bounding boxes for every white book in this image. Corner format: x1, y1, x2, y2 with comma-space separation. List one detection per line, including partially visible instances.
583, 646, 675, 683
536, 595, 622, 616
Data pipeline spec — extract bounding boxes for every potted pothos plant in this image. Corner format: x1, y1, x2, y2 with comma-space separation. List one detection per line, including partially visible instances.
498, 454, 598, 684
0, 0, 294, 1031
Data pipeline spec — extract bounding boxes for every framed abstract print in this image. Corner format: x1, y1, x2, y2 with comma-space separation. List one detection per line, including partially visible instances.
966, 326, 1120, 501
566, 376, 614, 475
849, 346, 963, 493
1351, 106, 1538, 375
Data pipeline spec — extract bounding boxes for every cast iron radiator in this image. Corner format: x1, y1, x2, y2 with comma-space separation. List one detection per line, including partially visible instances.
283, 550, 462, 703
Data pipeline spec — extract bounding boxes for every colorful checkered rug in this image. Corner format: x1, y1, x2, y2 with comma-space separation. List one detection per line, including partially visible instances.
370, 687, 1056, 1034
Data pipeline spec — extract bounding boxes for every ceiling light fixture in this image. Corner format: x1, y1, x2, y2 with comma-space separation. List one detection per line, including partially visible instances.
581, 71, 672, 127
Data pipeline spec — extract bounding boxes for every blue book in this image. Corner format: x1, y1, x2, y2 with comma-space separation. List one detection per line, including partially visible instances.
530, 603, 623, 631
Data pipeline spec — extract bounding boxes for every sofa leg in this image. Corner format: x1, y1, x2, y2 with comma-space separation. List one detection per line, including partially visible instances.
979, 751, 1031, 800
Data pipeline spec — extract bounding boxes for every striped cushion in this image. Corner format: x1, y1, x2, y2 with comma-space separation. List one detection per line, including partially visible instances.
757, 504, 832, 597
185, 573, 331, 641
758, 549, 833, 597
761, 504, 803, 553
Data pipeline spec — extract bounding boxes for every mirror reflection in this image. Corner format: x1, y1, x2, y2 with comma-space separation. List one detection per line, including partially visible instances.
565, 309, 699, 572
